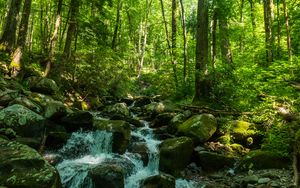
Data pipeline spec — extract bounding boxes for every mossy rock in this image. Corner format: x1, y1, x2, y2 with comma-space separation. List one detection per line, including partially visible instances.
9, 96, 43, 114
103, 103, 130, 117
26, 77, 59, 95
0, 138, 61, 188
231, 121, 258, 145
88, 164, 124, 188
142, 173, 175, 188
159, 136, 193, 176
217, 134, 232, 145
195, 151, 236, 171
60, 111, 93, 132
177, 114, 217, 143
238, 150, 290, 171
93, 119, 131, 154
0, 104, 45, 137
0, 89, 19, 106
44, 101, 67, 120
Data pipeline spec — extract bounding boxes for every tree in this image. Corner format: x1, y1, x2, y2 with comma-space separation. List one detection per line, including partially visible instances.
0, 0, 22, 52
282, 0, 292, 61
64, 0, 80, 59
194, 0, 209, 102
263, 0, 274, 65
179, 0, 188, 89
10, 0, 32, 78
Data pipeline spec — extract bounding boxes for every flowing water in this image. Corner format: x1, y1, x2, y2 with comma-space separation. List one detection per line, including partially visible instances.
55, 120, 196, 188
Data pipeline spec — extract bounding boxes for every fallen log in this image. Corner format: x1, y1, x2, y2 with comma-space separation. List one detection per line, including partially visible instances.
179, 105, 254, 116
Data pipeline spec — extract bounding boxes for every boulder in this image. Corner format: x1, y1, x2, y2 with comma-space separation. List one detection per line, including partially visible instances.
195, 151, 236, 171
0, 138, 61, 188
152, 113, 176, 128
159, 137, 193, 175
45, 132, 70, 150
61, 111, 93, 132
143, 102, 166, 116
0, 104, 45, 137
238, 150, 290, 171
9, 96, 42, 114
0, 89, 19, 106
142, 173, 175, 188
177, 114, 217, 143
28, 92, 55, 108
88, 164, 124, 188
103, 103, 130, 117
134, 96, 152, 107
26, 77, 59, 95
94, 119, 131, 154
230, 121, 258, 145
128, 142, 149, 166
44, 101, 67, 120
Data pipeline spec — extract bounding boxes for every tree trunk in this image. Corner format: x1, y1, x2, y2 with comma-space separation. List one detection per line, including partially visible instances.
211, 7, 217, 69
263, 0, 274, 65
276, 0, 281, 58
219, 15, 233, 65
64, 0, 80, 59
111, 0, 122, 50
179, 0, 188, 88
282, 0, 292, 61
194, 0, 209, 102
10, 0, 32, 78
0, 0, 22, 52
44, 0, 63, 77
239, 0, 245, 51
249, 0, 256, 37
172, 0, 178, 89
159, 0, 171, 50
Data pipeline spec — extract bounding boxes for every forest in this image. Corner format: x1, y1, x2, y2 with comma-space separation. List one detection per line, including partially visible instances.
1, 0, 300, 187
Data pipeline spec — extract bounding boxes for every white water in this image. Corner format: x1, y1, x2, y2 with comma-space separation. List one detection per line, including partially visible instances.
55, 121, 196, 188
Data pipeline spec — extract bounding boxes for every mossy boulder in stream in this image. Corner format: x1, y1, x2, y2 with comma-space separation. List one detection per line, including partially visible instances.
44, 101, 67, 120
142, 173, 175, 188
94, 119, 131, 154
159, 136, 193, 176
177, 114, 217, 143
103, 103, 130, 117
0, 138, 61, 188
0, 104, 45, 137
60, 111, 93, 132
88, 164, 124, 188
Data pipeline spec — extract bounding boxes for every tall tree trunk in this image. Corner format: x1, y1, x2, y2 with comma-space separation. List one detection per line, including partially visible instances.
194, 0, 209, 102
211, 7, 217, 69
263, 0, 274, 65
219, 16, 233, 65
179, 0, 188, 87
0, 0, 22, 52
44, 0, 63, 77
111, 0, 122, 50
239, 0, 245, 51
249, 0, 256, 37
10, 0, 32, 78
172, 0, 178, 88
159, 0, 171, 50
276, 0, 281, 58
282, 0, 292, 61
64, 0, 80, 59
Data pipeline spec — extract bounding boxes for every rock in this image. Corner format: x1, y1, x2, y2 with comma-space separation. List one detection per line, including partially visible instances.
142, 173, 175, 188
258, 178, 271, 184
159, 137, 193, 175
61, 111, 93, 132
28, 92, 55, 108
168, 111, 192, 134
134, 96, 152, 107
143, 102, 166, 116
217, 134, 232, 145
177, 114, 217, 143
45, 132, 70, 150
26, 77, 59, 95
0, 138, 61, 188
0, 89, 19, 106
231, 121, 258, 145
0, 128, 16, 139
88, 164, 124, 188
241, 175, 259, 186
103, 103, 130, 117
195, 151, 236, 171
152, 113, 176, 128
128, 142, 149, 166
0, 104, 45, 137
9, 97, 42, 114
103, 157, 135, 176
44, 101, 67, 120
238, 150, 290, 171
15, 137, 41, 150
94, 119, 131, 154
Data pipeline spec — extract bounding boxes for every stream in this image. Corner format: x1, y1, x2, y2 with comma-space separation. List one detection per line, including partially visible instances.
52, 118, 197, 188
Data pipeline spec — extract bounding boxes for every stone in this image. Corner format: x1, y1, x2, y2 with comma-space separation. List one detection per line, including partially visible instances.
143, 102, 166, 116
238, 150, 290, 171
258, 178, 271, 184
0, 104, 45, 137
45, 132, 70, 150
128, 142, 149, 166
9, 97, 42, 114
88, 164, 124, 188
241, 175, 259, 185
195, 151, 236, 171
94, 119, 131, 154
60, 111, 93, 132
44, 101, 67, 120
152, 113, 176, 128
26, 77, 59, 95
177, 114, 217, 143
159, 137, 193, 176
231, 121, 258, 145
168, 111, 191, 134
0, 89, 19, 106
103, 103, 130, 117
0, 138, 61, 188
142, 173, 175, 188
